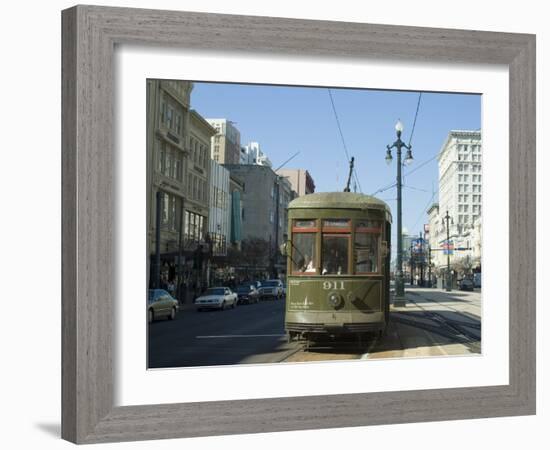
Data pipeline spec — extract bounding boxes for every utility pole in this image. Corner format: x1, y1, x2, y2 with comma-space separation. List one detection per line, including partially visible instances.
445, 210, 452, 292
409, 241, 414, 285
154, 190, 162, 289
176, 196, 185, 304
419, 231, 425, 287
428, 244, 432, 288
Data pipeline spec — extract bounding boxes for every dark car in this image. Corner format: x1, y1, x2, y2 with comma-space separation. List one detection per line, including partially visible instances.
234, 284, 260, 304
459, 278, 474, 291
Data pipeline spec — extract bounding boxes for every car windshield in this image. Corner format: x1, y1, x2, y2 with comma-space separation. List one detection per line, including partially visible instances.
262, 281, 279, 287
148, 289, 168, 302
236, 285, 251, 292
205, 288, 225, 295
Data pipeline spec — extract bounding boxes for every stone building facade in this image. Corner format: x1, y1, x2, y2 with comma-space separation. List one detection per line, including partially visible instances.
146, 80, 215, 295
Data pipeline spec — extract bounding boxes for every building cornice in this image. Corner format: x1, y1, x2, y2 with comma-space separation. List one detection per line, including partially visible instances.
160, 80, 191, 109
190, 110, 217, 136
437, 129, 482, 162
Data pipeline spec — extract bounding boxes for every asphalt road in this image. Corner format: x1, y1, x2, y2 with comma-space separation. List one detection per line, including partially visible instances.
148, 298, 298, 368
148, 287, 482, 368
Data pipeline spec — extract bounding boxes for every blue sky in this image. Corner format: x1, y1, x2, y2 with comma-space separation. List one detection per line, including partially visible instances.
190, 82, 481, 241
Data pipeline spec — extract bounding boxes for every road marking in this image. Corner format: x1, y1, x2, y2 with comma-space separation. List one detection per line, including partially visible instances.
196, 334, 286, 339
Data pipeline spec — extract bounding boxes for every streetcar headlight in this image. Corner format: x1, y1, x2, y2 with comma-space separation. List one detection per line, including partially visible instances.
328, 292, 343, 309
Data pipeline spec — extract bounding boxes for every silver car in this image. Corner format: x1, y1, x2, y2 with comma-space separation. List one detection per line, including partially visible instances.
194, 287, 238, 311
259, 279, 284, 300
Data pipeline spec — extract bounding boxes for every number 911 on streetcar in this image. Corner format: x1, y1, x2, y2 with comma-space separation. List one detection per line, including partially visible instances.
282, 192, 392, 341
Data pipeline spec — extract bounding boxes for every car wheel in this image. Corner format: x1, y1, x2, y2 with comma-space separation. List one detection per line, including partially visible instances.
169, 307, 176, 320
148, 309, 154, 323
221, 301, 226, 311
232, 299, 237, 309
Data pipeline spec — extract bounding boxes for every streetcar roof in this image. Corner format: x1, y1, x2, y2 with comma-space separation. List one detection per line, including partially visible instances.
288, 192, 391, 213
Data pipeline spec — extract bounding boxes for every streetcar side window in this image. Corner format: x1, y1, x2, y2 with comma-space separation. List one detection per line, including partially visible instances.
292, 233, 317, 274
322, 235, 350, 275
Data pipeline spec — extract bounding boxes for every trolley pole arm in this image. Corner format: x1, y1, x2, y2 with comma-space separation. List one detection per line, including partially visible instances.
344, 156, 355, 192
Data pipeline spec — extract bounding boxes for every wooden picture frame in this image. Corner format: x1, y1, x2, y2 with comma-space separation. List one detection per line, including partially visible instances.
61, 5, 536, 444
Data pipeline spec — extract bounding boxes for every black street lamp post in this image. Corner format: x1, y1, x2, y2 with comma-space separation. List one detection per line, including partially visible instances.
444, 210, 453, 292
385, 120, 413, 306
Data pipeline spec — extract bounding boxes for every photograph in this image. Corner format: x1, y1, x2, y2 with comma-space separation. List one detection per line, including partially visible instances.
146, 80, 482, 368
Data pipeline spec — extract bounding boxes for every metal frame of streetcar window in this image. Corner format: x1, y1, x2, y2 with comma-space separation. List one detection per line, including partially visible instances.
62, 5, 535, 444
291, 218, 319, 275
354, 219, 383, 276
321, 219, 352, 276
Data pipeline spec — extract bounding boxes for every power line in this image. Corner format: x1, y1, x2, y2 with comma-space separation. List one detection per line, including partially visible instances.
412, 190, 438, 233
274, 151, 300, 172
408, 92, 422, 147
371, 182, 396, 196
327, 89, 363, 193
403, 184, 429, 193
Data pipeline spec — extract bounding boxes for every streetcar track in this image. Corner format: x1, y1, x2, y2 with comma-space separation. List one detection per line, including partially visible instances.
391, 293, 481, 353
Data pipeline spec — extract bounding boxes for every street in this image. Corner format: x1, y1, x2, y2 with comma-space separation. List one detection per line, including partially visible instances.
148, 298, 298, 368
148, 286, 481, 368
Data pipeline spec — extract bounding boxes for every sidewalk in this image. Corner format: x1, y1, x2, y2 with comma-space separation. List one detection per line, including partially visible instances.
392, 285, 481, 321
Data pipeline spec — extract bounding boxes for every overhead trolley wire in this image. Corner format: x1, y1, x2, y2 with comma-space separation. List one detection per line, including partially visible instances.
327, 89, 363, 193
408, 92, 422, 147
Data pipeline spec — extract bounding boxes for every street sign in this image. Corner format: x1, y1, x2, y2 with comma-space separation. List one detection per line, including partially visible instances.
442, 240, 454, 255
411, 238, 426, 254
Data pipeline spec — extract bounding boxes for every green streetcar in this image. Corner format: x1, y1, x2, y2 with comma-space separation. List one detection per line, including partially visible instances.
283, 192, 392, 342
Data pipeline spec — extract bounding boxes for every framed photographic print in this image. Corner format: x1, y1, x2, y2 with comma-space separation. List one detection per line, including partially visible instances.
62, 5, 535, 444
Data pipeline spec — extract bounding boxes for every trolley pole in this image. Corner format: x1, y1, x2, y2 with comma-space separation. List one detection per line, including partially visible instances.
385, 120, 413, 306
445, 210, 452, 292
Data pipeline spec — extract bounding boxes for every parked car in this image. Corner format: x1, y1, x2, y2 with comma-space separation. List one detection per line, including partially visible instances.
259, 279, 284, 300
473, 273, 482, 288
234, 284, 260, 304
459, 278, 475, 291
194, 287, 238, 311
148, 289, 178, 323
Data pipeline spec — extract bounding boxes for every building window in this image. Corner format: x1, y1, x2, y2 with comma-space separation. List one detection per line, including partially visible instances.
159, 192, 181, 232
175, 154, 183, 181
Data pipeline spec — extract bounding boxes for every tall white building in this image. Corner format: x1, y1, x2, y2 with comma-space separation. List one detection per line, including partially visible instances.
240, 141, 272, 167
433, 130, 482, 274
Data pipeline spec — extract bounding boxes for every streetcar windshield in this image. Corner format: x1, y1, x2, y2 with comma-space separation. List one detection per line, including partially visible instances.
321, 235, 349, 275
355, 233, 379, 273
292, 233, 317, 273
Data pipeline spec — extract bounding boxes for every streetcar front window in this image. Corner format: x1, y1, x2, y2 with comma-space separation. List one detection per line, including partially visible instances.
292, 233, 317, 273
321, 235, 349, 275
